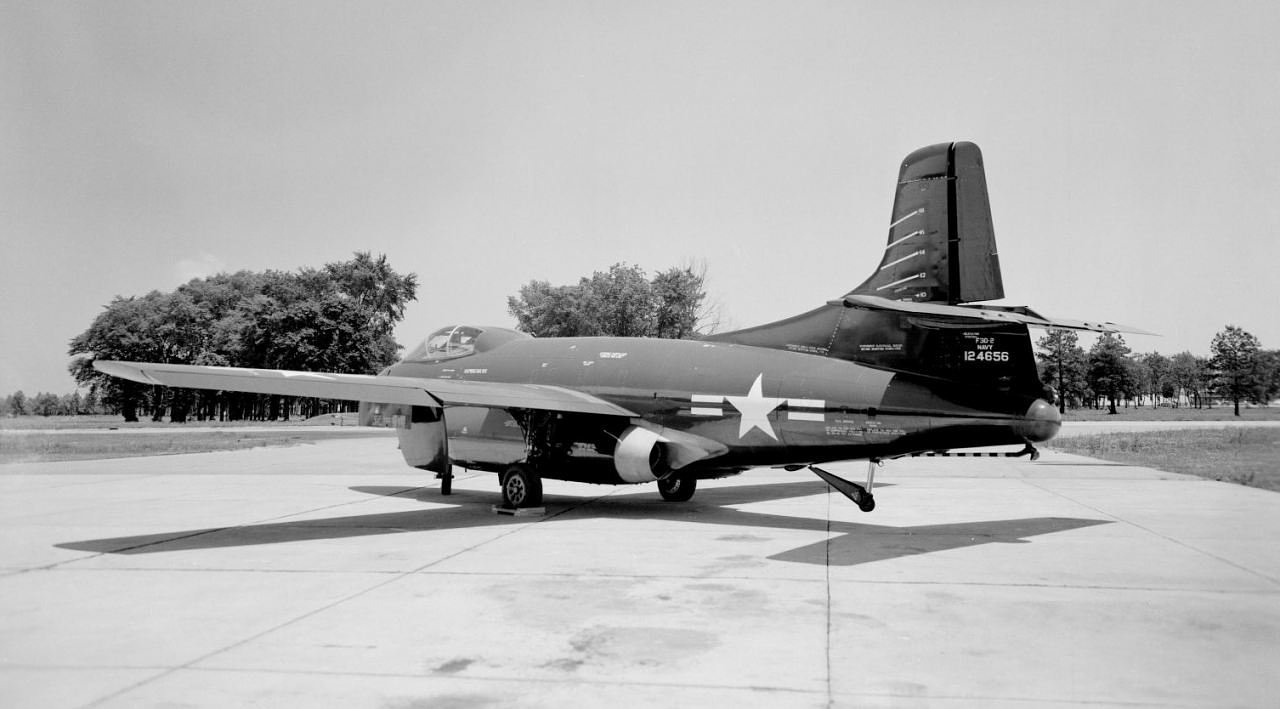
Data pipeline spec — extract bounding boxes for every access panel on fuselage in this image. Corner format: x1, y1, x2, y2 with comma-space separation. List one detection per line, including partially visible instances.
776, 359, 897, 451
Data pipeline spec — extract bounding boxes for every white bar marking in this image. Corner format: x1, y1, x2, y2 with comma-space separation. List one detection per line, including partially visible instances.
885, 229, 925, 250
876, 273, 926, 291
788, 412, 825, 422
691, 394, 723, 404
691, 407, 723, 417
787, 398, 825, 409
878, 249, 925, 272
888, 208, 923, 230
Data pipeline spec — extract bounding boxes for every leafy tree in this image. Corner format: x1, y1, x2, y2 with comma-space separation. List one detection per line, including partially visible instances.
81, 387, 102, 415
6, 391, 26, 416
589, 263, 655, 337
652, 265, 708, 339
239, 289, 400, 374
31, 392, 60, 416
1169, 351, 1206, 408
68, 253, 417, 422
508, 262, 711, 339
1140, 352, 1172, 406
323, 251, 419, 338
1035, 330, 1088, 413
1255, 349, 1280, 405
1209, 325, 1261, 416
1194, 355, 1213, 408
1122, 357, 1145, 407
68, 293, 170, 421
60, 392, 82, 416
1087, 333, 1135, 415
506, 280, 595, 338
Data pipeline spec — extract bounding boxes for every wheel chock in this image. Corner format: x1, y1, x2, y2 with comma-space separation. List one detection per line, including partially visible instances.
491, 505, 547, 517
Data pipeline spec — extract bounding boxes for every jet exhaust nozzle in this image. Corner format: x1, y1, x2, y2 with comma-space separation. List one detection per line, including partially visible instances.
1014, 399, 1061, 443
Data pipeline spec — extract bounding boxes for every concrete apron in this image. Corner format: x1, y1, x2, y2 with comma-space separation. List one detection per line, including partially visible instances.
1, 435, 1277, 708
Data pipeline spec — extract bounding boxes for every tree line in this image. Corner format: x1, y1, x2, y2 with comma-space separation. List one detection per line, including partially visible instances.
1, 390, 110, 417
1036, 326, 1280, 416
6, 257, 1274, 421
11, 260, 707, 422
58, 252, 418, 422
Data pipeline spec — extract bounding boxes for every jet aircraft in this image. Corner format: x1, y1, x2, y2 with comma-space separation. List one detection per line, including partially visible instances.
95, 142, 1145, 512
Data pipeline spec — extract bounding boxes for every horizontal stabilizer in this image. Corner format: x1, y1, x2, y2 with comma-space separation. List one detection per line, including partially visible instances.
840, 295, 1155, 335
93, 361, 638, 417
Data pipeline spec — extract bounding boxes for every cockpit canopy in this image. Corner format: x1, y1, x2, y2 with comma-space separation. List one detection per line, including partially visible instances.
401, 325, 528, 362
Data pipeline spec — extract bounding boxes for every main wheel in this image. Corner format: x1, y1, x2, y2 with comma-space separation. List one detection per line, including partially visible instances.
501, 464, 543, 508
657, 473, 697, 502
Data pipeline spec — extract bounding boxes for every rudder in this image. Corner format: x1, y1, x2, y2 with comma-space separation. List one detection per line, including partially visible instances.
849, 142, 1003, 304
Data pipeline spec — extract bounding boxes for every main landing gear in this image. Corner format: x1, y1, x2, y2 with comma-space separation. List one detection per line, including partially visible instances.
500, 463, 543, 508
808, 460, 879, 512
500, 409, 566, 510
499, 410, 704, 510
657, 473, 697, 502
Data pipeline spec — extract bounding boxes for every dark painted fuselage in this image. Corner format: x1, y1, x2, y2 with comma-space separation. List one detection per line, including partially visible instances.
382, 328, 1056, 484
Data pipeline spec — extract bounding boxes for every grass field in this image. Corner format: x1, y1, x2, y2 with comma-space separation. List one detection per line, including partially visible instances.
0, 414, 363, 431
1062, 406, 1280, 422
0, 415, 390, 464
1047, 427, 1280, 491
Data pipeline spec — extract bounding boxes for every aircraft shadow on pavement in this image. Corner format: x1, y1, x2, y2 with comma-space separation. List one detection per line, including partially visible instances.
56, 478, 1110, 566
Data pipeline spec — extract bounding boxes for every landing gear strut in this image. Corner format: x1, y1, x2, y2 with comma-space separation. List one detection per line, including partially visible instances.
500, 409, 569, 509
809, 460, 879, 512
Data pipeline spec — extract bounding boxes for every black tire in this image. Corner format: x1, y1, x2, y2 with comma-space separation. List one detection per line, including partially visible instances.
657, 473, 697, 502
501, 464, 543, 508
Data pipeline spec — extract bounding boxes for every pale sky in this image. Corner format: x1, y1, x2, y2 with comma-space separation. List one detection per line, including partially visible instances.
4, 1, 1279, 395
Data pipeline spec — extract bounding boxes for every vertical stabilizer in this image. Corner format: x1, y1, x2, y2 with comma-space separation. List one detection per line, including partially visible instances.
849, 142, 1003, 304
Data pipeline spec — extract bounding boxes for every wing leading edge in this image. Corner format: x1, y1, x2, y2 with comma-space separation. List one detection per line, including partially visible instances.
92, 361, 638, 418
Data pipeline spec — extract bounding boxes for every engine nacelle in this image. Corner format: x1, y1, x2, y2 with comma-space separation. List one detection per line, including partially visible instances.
613, 426, 672, 483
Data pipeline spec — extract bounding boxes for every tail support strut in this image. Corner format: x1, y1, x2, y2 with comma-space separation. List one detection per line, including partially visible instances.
809, 461, 879, 513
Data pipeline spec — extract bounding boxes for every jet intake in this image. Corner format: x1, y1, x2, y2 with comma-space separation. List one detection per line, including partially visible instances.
613, 426, 673, 483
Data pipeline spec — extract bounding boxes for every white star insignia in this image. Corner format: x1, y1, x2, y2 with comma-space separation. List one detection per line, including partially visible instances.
725, 373, 785, 440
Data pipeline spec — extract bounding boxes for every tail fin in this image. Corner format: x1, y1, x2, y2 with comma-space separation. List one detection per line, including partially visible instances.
707, 141, 1142, 397
849, 142, 1003, 304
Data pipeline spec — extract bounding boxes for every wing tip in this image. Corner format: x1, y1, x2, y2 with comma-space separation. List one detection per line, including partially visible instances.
93, 360, 159, 385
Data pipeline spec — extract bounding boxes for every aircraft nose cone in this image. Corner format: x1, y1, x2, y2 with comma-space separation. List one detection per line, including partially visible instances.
1014, 399, 1061, 443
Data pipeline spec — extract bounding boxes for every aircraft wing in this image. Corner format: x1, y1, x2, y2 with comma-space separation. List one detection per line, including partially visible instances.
93, 361, 638, 418
840, 295, 1155, 335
